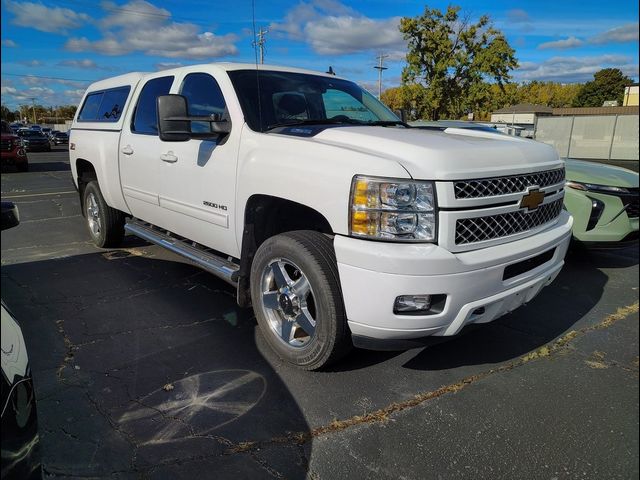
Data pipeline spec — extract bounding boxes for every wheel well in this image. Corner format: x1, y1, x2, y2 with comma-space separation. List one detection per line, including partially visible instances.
236, 195, 334, 307
76, 159, 97, 210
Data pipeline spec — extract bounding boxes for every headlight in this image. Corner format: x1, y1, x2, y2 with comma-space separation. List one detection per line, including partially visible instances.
565, 181, 630, 194
350, 176, 436, 242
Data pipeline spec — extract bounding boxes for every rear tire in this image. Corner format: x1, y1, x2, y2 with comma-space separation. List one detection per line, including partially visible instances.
83, 181, 125, 248
250, 230, 352, 370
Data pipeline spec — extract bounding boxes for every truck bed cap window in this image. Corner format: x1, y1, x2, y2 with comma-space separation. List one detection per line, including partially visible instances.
77, 86, 131, 122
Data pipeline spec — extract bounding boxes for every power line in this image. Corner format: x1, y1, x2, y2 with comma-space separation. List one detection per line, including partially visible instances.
2, 73, 96, 82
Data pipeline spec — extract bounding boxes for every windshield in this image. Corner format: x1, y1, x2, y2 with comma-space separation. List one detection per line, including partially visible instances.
228, 69, 399, 132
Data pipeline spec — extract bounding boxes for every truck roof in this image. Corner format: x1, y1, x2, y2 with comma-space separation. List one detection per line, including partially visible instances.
84, 63, 344, 92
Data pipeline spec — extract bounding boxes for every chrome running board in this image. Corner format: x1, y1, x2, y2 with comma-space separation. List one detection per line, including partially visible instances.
125, 219, 239, 286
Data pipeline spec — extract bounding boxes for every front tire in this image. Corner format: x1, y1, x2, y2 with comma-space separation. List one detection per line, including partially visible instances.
83, 181, 125, 248
250, 231, 352, 370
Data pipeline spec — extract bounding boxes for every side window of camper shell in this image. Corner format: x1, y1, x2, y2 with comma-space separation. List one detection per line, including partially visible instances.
77, 86, 131, 122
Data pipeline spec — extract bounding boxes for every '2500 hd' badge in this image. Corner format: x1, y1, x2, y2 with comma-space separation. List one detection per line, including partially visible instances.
203, 201, 228, 211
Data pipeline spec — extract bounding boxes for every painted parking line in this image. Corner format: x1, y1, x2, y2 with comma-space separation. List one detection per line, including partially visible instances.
1, 190, 77, 199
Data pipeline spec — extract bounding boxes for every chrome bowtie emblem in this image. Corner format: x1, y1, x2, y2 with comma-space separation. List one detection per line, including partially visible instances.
520, 187, 545, 211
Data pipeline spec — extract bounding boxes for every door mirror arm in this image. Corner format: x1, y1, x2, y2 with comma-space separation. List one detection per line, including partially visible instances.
157, 95, 231, 142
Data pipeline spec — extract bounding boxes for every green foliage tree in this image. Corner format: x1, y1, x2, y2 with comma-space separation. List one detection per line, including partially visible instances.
1, 104, 18, 122
572, 68, 632, 107
399, 5, 518, 120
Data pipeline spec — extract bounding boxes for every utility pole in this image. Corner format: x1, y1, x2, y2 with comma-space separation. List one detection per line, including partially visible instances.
30, 98, 37, 124
254, 27, 268, 64
374, 53, 389, 99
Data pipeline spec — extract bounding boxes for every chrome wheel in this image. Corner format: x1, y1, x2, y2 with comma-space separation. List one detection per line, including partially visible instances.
260, 258, 317, 349
86, 192, 101, 237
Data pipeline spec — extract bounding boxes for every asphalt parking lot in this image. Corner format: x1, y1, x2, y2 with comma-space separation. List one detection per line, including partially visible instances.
1, 149, 638, 479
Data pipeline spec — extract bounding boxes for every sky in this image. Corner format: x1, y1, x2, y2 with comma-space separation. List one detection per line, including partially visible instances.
1, 0, 639, 109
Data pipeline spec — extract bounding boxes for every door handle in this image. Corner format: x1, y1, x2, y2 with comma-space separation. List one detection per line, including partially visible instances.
121, 145, 134, 155
160, 152, 178, 163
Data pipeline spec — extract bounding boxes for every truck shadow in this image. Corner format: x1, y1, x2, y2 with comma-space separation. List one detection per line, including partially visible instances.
26, 161, 71, 172
330, 247, 612, 372
1, 252, 310, 479
402, 249, 610, 371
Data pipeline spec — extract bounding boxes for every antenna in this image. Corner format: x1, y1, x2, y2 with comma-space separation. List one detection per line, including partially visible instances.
253, 27, 268, 65
374, 53, 389, 99
326, 66, 336, 76
251, 0, 264, 131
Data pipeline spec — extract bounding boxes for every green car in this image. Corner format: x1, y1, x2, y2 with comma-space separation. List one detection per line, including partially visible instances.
564, 159, 639, 247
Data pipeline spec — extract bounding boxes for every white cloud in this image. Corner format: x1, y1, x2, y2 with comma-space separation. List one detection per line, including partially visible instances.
63, 88, 87, 104
536, 24, 638, 50
65, 0, 238, 59
1, 86, 18, 96
18, 59, 44, 67
154, 62, 184, 71
538, 36, 584, 50
19, 75, 88, 89
7, 1, 91, 34
57, 59, 99, 69
271, 0, 405, 55
2, 39, 18, 47
306, 16, 404, 55
589, 23, 639, 44
516, 55, 638, 83
506, 9, 530, 23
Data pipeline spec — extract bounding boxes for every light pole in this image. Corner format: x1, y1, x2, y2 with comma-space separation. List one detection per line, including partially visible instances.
374, 53, 389, 99
30, 97, 37, 124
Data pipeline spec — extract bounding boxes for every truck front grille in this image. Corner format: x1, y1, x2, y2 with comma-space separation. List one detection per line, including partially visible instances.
455, 199, 563, 245
454, 168, 565, 199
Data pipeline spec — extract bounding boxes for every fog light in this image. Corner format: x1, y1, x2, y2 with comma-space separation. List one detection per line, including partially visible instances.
586, 198, 605, 231
394, 295, 432, 313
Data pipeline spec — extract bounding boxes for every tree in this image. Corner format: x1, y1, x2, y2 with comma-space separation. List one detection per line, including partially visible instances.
380, 84, 430, 120
572, 68, 632, 107
1, 104, 17, 122
399, 5, 518, 120
518, 81, 581, 108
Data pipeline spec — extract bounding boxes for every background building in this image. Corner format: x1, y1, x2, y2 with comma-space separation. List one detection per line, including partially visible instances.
623, 84, 639, 106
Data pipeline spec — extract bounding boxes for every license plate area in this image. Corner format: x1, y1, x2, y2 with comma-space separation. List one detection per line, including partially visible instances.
503, 248, 556, 281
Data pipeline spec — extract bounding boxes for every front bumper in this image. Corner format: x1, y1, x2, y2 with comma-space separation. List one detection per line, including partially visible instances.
1, 149, 28, 165
24, 143, 50, 151
335, 211, 573, 345
565, 188, 639, 244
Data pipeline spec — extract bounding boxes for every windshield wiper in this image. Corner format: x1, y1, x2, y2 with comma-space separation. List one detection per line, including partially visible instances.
265, 118, 364, 131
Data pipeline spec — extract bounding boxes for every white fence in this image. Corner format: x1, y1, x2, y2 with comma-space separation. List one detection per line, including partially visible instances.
534, 115, 639, 171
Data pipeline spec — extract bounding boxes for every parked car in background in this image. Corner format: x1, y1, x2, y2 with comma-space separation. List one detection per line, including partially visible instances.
28, 125, 42, 131
1, 202, 42, 479
17, 129, 50, 152
1, 121, 29, 172
48, 130, 60, 140
51, 132, 68, 146
41, 127, 51, 137
565, 159, 639, 247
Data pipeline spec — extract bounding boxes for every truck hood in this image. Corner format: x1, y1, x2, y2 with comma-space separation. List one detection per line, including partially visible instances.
312, 126, 561, 180
565, 159, 639, 188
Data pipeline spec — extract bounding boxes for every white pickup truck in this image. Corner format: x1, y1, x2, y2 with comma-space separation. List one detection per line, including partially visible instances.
70, 63, 572, 369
